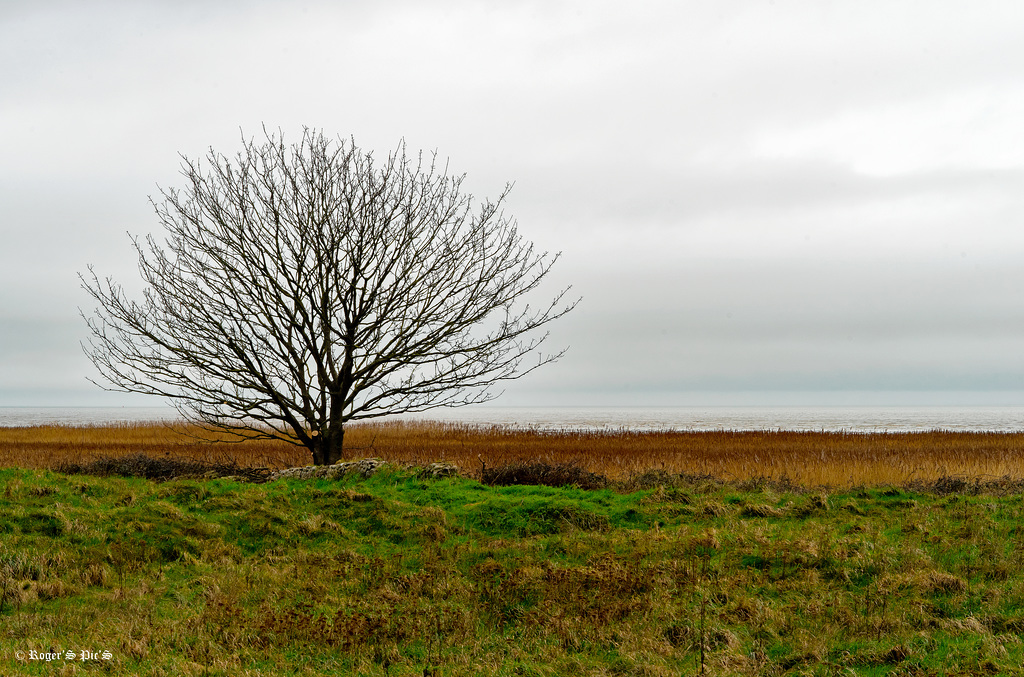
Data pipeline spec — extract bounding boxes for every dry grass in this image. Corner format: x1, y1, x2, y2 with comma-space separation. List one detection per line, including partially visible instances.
0, 422, 305, 472
4, 420, 1024, 488
347, 421, 1024, 488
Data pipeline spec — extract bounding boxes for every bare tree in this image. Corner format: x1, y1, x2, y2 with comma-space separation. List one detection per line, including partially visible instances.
81, 129, 576, 465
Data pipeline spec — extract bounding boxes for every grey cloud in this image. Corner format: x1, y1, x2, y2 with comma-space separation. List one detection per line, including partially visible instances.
518, 160, 1024, 229
521, 258, 1024, 397
2, 0, 1024, 407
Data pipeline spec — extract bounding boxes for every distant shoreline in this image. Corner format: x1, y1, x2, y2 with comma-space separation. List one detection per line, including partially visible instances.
3, 404, 1024, 433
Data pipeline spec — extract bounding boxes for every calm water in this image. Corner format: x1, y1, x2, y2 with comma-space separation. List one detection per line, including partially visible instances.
2, 405, 1024, 432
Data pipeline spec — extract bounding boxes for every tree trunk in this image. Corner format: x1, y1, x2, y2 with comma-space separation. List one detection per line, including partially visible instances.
325, 425, 344, 465
314, 381, 348, 466
311, 426, 345, 466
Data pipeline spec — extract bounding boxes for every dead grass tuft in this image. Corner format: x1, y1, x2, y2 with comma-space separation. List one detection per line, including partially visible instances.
740, 503, 787, 518
924, 571, 969, 594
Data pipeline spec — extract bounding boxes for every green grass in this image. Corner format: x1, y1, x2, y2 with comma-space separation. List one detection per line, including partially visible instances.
3, 467, 1024, 675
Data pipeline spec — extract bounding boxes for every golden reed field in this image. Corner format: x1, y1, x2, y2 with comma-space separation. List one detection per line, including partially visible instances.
3, 420, 1024, 488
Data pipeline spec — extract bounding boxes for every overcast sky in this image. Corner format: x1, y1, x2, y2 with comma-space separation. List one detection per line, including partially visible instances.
2, 0, 1024, 408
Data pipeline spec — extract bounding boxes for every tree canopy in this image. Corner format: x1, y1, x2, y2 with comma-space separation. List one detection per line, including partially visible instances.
81, 129, 575, 465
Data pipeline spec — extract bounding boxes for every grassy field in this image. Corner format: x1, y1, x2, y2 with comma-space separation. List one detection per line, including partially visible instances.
3, 423, 1024, 675
5, 420, 1024, 487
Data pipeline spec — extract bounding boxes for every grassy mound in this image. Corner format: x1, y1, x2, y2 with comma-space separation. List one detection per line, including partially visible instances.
2, 466, 1024, 675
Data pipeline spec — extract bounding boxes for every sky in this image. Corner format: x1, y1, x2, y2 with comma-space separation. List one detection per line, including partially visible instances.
2, 0, 1024, 408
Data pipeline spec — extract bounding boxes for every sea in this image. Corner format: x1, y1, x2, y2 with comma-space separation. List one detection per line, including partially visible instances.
2, 405, 1024, 433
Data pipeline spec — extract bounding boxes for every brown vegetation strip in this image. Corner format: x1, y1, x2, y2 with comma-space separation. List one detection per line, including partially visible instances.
3, 420, 1024, 488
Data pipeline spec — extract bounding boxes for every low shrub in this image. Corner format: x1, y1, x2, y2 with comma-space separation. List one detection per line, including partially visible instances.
481, 460, 607, 490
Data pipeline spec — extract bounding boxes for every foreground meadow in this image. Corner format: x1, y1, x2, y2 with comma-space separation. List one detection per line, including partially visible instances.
4, 466, 1024, 675
3, 422, 1024, 675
